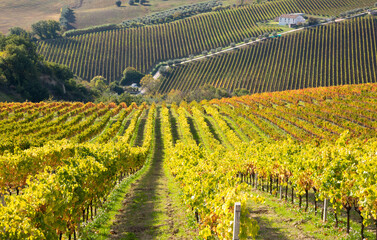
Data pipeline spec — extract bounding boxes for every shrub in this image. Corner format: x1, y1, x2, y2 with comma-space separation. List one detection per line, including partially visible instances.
115, 0, 122, 7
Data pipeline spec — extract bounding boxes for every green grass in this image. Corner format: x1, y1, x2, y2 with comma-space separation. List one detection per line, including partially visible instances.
162, 161, 200, 239
250, 189, 375, 240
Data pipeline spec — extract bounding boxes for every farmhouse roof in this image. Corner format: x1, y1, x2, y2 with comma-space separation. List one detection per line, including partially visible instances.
279, 14, 302, 19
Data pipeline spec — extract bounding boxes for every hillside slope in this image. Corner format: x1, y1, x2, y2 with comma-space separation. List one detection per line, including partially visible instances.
159, 17, 377, 94
36, 0, 376, 82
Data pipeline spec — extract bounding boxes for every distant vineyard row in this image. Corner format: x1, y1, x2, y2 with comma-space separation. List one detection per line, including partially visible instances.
36, 0, 375, 83
160, 17, 377, 94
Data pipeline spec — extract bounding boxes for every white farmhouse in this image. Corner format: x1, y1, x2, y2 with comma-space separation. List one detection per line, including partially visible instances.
278, 13, 306, 27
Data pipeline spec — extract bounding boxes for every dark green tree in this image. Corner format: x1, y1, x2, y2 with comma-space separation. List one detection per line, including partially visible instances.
120, 67, 144, 86
31, 20, 61, 39
115, 0, 122, 7
308, 17, 320, 26
8, 27, 31, 39
60, 6, 76, 30
110, 82, 124, 94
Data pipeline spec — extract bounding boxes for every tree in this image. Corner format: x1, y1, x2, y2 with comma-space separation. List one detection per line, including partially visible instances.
140, 74, 161, 95
308, 17, 320, 26
90, 76, 108, 92
8, 27, 30, 39
32, 20, 61, 39
115, 0, 122, 7
110, 82, 124, 94
0, 35, 49, 101
233, 88, 249, 96
60, 6, 76, 30
129, 0, 135, 5
159, 66, 170, 77
120, 67, 144, 86
167, 89, 185, 103
60, 7, 76, 23
167, 60, 174, 66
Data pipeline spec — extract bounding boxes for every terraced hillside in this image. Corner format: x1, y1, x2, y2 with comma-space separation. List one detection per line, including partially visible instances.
36, 0, 376, 82
160, 17, 377, 94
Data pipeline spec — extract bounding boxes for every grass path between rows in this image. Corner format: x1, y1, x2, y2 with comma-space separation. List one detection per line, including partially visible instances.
109, 109, 198, 239
249, 188, 374, 240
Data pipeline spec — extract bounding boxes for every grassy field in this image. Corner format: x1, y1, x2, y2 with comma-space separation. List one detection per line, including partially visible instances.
0, 0, 248, 34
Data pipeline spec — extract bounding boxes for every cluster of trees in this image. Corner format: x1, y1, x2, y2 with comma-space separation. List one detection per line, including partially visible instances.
59, 6, 76, 30
8, 20, 62, 40
127, 0, 147, 5
31, 20, 61, 40
339, 7, 368, 17
0, 34, 93, 102
122, 0, 222, 27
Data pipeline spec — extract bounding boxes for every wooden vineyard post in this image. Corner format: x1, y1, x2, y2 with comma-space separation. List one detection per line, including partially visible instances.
323, 199, 328, 222
255, 173, 258, 189
233, 202, 241, 240
0, 194, 5, 206
279, 186, 282, 199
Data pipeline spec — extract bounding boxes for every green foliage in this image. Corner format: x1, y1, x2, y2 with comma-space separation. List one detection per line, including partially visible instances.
63, 24, 120, 37
90, 76, 108, 91
140, 74, 160, 95
120, 67, 144, 86
233, 88, 250, 96
0, 34, 94, 102
129, 0, 134, 5
31, 20, 61, 40
8, 27, 31, 39
60, 6, 76, 30
115, 92, 145, 105
0, 34, 46, 101
110, 81, 124, 94
122, 0, 221, 27
308, 17, 320, 25
115, 0, 122, 7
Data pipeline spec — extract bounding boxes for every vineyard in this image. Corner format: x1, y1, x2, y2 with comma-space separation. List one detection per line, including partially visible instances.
2, 83, 377, 238
35, 0, 376, 83
160, 17, 377, 94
